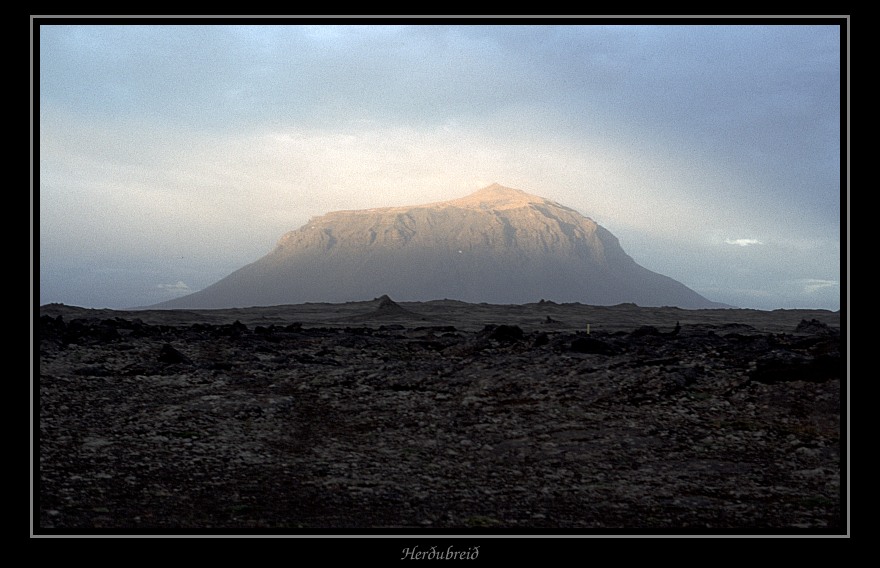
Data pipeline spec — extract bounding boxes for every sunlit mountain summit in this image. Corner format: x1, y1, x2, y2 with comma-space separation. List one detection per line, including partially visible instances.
154, 183, 726, 309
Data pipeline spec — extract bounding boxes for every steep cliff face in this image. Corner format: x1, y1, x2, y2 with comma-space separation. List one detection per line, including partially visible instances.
155, 184, 724, 308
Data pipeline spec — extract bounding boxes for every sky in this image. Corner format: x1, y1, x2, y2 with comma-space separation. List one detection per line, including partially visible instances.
35, 17, 845, 311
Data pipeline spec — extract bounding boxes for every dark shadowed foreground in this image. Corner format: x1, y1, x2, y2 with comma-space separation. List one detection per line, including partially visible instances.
36, 299, 844, 533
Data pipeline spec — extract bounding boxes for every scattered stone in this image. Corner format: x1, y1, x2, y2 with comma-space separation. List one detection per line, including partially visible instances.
796, 319, 839, 336
158, 343, 193, 365
750, 353, 841, 383
570, 336, 617, 355
532, 332, 550, 347
486, 324, 524, 342
630, 326, 661, 338
37, 304, 843, 532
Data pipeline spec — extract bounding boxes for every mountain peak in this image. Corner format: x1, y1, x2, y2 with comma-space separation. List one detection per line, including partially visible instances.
446, 183, 545, 211
477, 182, 517, 193
154, 183, 725, 309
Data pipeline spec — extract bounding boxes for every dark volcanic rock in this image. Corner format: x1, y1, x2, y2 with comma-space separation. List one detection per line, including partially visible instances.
349, 295, 424, 322
158, 343, 193, 365
630, 325, 662, 338
750, 353, 841, 383
37, 304, 843, 533
570, 336, 618, 355
532, 332, 550, 347
796, 319, 839, 336
376, 294, 398, 311
484, 324, 525, 342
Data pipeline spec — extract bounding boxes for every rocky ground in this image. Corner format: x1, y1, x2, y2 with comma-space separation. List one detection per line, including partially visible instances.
35, 299, 845, 534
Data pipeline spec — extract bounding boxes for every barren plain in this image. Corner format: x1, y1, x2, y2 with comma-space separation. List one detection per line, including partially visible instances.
36, 298, 845, 534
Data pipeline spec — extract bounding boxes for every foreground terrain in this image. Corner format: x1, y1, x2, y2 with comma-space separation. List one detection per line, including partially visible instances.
36, 299, 845, 533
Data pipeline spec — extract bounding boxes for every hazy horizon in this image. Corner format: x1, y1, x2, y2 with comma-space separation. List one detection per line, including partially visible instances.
35, 18, 845, 311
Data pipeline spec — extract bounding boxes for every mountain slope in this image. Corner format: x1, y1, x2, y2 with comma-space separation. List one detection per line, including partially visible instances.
154, 184, 726, 309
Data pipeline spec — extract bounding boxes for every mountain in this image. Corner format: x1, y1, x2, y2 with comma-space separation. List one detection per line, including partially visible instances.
154, 183, 727, 309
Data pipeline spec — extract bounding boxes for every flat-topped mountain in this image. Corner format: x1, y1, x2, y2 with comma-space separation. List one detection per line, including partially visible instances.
154, 184, 726, 309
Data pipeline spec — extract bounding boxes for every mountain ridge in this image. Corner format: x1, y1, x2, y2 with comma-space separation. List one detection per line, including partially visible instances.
153, 184, 729, 309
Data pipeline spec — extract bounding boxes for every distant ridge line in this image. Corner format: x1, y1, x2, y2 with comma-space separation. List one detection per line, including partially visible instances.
152, 184, 731, 310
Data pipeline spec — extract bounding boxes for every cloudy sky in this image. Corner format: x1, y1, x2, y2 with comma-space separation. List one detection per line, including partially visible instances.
35, 18, 845, 311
